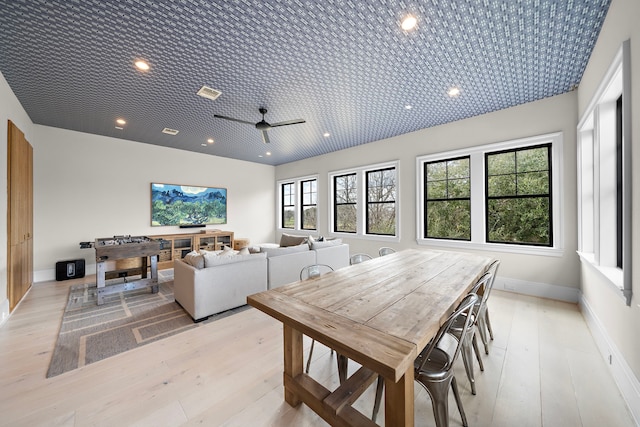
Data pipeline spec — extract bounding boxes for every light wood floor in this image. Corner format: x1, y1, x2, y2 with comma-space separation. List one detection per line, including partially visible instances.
0, 274, 635, 427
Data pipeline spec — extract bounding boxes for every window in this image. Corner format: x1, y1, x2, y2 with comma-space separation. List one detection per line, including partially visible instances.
333, 173, 357, 233
417, 133, 563, 256
424, 156, 471, 240
485, 144, 552, 246
366, 168, 396, 235
330, 161, 399, 240
301, 179, 317, 230
277, 175, 318, 231
577, 40, 631, 304
281, 183, 295, 229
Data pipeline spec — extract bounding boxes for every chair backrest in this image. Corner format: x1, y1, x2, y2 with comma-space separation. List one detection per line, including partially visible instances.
300, 264, 334, 280
350, 253, 373, 265
415, 293, 478, 373
378, 247, 395, 256
470, 272, 493, 319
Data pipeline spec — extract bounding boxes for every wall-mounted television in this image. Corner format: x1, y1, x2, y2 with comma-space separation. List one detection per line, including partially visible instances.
151, 183, 227, 226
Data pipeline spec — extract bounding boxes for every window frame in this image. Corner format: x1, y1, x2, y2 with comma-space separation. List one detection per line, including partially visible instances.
277, 175, 319, 232
329, 161, 400, 242
416, 132, 564, 257
424, 155, 472, 241
484, 143, 553, 247
577, 40, 632, 304
300, 178, 318, 231
365, 167, 397, 236
281, 182, 295, 229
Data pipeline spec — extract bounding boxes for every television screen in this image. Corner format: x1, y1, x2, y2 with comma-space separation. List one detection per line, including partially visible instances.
151, 183, 227, 226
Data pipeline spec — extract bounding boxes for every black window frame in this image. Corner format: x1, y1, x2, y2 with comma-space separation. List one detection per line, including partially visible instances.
365, 167, 396, 236
281, 182, 295, 229
300, 178, 317, 231
484, 143, 553, 247
333, 173, 357, 233
423, 155, 471, 241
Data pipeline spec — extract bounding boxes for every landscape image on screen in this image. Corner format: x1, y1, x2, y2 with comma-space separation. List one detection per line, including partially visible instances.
151, 183, 227, 226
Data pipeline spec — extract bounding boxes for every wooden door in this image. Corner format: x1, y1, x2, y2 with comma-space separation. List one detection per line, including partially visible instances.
7, 120, 33, 311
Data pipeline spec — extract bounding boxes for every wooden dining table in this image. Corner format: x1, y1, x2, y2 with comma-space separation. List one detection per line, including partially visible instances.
247, 248, 494, 427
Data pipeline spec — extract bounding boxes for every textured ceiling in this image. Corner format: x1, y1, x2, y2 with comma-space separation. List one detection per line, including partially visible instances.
0, 0, 610, 166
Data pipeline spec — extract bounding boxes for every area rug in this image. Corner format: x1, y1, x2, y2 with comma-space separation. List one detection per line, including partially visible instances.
47, 271, 247, 378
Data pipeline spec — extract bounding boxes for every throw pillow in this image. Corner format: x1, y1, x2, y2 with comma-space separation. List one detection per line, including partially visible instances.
280, 233, 307, 247
238, 246, 250, 255
262, 243, 310, 257
183, 251, 204, 269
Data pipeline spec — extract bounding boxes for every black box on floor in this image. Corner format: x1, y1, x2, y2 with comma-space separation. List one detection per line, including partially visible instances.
55, 259, 85, 281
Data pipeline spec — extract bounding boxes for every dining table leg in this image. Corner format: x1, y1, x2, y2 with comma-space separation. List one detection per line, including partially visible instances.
283, 323, 304, 406
385, 366, 415, 426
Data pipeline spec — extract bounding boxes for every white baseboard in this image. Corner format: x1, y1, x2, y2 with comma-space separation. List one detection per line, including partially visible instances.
493, 276, 580, 303
0, 298, 9, 328
580, 294, 640, 425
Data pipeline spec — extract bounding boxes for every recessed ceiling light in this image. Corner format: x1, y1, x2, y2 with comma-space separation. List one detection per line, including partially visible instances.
116, 118, 126, 125
405, 105, 412, 110
207, 138, 214, 144
135, 60, 150, 71
258, 155, 263, 158
448, 87, 461, 97
266, 152, 272, 156
323, 132, 330, 137
200, 143, 207, 147
115, 126, 123, 130
401, 15, 417, 31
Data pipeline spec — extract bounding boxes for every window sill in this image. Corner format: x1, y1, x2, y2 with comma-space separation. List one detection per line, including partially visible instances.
417, 238, 563, 257
329, 232, 400, 243
577, 251, 625, 296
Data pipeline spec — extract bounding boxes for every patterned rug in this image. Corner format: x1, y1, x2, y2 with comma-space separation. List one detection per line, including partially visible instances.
47, 271, 247, 377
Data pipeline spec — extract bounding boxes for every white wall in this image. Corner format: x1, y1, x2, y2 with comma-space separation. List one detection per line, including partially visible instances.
576, 0, 640, 420
276, 91, 579, 298
30, 125, 276, 281
0, 71, 37, 323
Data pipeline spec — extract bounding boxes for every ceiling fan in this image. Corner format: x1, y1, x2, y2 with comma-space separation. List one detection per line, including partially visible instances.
214, 107, 306, 144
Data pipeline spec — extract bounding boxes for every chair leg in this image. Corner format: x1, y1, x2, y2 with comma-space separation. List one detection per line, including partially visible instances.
460, 335, 476, 395
337, 354, 348, 384
476, 317, 490, 355
371, 375, 384, 422
305, 339, 315, 374
451, 376, 469, 427
485, 309, 494, 340
472, 333, 484, 372
422, 378, 454, 427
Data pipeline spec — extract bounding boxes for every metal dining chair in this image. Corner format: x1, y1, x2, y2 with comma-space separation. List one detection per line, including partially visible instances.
378, 247, 396, 256
372, 293, 479, 426
448, 272, 492, 395
300, 264, 335, 374
349, 253, 373, 265
415, 293, 478, 427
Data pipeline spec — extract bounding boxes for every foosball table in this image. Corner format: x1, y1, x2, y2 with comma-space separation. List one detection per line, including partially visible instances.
93, 236, 166, 305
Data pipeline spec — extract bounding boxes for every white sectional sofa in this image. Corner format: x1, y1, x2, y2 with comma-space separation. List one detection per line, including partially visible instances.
260, 240, 350, 289
173, 236, 350, 321
174, 251, 268, 321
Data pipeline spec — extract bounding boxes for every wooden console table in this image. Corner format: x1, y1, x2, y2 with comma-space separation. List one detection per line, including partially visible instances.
94, 236, 163, 305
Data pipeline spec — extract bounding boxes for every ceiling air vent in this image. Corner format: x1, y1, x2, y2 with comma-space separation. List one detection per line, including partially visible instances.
162, 128, 179, 135
197, 85, 222, 101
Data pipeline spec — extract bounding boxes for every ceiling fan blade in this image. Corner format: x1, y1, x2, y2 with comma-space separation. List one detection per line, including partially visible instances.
261, 130, 271, 144
213, 114, 255, 126
270, 119, 306, 127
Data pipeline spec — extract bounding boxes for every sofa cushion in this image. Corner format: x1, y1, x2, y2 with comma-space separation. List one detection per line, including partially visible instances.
183, 251, 205, 269
310, 239, 343, 250
203, 251, 266, 267
262, 243, 309, 257
280, 233, 307, 247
